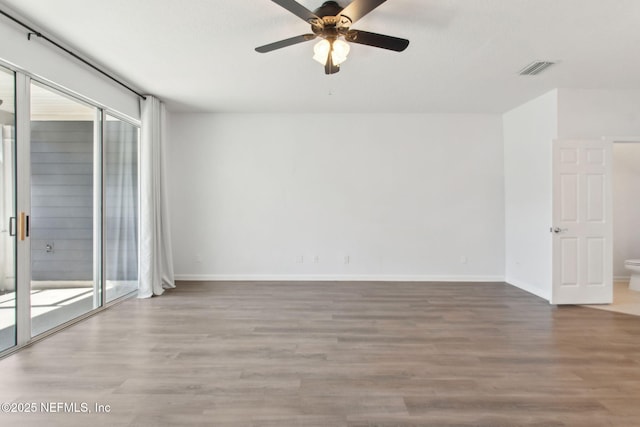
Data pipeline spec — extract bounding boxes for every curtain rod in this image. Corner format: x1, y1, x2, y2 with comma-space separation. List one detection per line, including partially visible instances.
0, 9, 147, 100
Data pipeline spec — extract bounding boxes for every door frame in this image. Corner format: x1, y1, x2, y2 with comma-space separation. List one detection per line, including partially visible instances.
15, 72, 30, 346
606, 136, 640, 285
0, 60, 141, 357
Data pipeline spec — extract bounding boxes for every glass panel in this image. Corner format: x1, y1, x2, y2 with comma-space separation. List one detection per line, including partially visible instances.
0, 66, 16, 351
104, 115, 138, 302
30, 82, 98, 336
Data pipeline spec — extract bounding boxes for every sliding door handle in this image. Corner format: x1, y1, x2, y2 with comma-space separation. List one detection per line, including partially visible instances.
18, 212, 28, 241
9, 217, 15, 236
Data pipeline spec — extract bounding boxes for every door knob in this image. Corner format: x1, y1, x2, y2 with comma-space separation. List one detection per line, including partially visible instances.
552, 227, 568, 234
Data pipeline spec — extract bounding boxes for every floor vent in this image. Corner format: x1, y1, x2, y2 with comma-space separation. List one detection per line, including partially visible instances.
519, 61, 555, 76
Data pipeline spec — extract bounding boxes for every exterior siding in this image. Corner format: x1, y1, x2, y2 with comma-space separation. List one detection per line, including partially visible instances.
31, 121, 94, 281
30, 121, 138, 281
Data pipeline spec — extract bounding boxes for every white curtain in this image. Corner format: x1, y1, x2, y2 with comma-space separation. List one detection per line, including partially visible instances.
139, 96, 175, 298
105, 119, 138, 286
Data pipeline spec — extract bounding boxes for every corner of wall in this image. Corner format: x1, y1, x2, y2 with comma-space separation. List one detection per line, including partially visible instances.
505, 278, 551, 302
502, 89, 558, 302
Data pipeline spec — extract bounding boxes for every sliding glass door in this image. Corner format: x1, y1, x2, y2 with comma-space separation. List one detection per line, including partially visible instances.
0, 66, 16, 352
29, 82, 99, 336
104, 115, 139, 302
0, 65, 140, 354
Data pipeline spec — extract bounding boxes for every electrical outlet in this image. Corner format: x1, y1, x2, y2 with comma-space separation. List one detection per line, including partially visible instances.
344, 255, 350, 265
460, 256, 468, 264
195, 254, 202, 264
296, 255, 304, 264
314, 255, 320, 264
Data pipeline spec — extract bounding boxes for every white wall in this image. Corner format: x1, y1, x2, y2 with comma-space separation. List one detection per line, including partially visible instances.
557, 89, 640, 139
0, 16, 139, 120
167, 113, 505, 281
613, 143, 640, 278
503, 90, 558, 300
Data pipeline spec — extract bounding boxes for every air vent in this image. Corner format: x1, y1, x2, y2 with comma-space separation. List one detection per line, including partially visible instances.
519, 61, 555, 76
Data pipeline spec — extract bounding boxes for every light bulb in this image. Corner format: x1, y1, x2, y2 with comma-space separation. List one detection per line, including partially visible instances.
313, 39, 331, 64
331, 39, 350, 65
312, 39, 350, 65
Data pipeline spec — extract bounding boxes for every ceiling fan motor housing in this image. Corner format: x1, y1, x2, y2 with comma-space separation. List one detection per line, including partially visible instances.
313, 1, 343, 18
310, 1, 352, 37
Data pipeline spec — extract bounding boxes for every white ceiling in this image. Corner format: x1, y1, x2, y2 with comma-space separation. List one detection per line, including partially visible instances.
1, 0, 640, 114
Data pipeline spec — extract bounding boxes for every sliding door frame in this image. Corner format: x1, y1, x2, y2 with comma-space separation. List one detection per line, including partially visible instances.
0, 60, 140, 357
15, 72, 30, 346
94, 108, 104, 309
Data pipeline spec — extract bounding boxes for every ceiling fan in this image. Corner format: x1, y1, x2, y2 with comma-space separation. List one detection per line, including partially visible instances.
255, 0, 410, 74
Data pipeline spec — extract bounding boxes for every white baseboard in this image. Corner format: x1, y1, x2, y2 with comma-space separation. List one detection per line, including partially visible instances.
614, 275, 630, 282
505, 278, 551, 302
174, 274, 505, 283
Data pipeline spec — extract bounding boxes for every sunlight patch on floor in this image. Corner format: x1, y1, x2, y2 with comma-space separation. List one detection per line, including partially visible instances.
0, 281, 137, 330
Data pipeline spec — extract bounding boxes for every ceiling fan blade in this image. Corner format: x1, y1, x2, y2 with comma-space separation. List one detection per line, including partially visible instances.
270, 0, 320, 22
255, 34, 317, 53
345, 30, 409, 52
338, 0, 388, 24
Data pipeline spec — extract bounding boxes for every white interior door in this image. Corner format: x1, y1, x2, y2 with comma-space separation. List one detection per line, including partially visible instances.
552, 139, 612, 304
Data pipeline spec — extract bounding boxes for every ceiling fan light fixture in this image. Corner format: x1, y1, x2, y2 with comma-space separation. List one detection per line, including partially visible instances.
331, 39, 350, 64
313, 38, 350, 66
313, 39, 330, 64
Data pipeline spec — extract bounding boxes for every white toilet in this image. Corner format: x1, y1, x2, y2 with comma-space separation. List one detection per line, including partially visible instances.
624, 259, 640, 291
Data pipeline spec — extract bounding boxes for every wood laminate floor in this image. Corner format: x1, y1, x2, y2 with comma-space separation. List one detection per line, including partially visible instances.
0, 281, 639, 427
